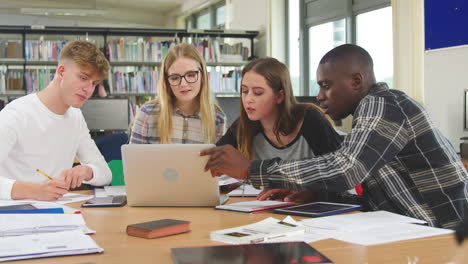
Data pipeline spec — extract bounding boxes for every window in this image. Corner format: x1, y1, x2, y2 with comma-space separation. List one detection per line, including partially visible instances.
196, 12, 211, 30
215, 5, 226, 28
308, 19, 346, 96
287, 0, 300, 96
356, 6, 393, 88
290, 0, 392, 95
186, 1, 226, 30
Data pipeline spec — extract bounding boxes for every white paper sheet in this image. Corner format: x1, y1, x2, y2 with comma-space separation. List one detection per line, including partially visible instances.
0, 214, 91, 236
0, 230, 103, 262
269, 216, 330, 243
301, 210, 427, 232
210, 216, 307, 244
15, 193, 94, 205
218, 175, 240, 186
331, 222, 453, 246
103, 186, 126, 196
227, 184, 262, 197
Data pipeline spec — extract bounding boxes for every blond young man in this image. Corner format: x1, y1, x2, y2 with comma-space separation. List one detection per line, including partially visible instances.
0, 40, 112, 201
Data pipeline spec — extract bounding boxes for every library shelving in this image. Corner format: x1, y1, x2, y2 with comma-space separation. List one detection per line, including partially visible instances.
0, 26, 258, 99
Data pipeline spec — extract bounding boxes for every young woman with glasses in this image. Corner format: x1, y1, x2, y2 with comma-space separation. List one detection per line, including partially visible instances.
130, 43, 226, 144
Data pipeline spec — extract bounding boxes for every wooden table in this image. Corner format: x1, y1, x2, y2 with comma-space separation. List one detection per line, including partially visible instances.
15, 197, 458, 264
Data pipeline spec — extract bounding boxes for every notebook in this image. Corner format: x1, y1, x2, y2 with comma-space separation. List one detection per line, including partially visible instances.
121, 144, 228, 206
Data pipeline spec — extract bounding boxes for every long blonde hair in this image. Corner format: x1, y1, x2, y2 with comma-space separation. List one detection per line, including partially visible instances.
237, 57, 330, 159
154, 43, 220, 144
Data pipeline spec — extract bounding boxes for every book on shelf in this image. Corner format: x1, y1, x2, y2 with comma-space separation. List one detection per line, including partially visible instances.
0, 67, 5, 94
126, 219, 190, 239
24, 68, 54, 93
4, 40, 22, 59
172, 241, 333, 264
215, 200, 295, 213
190, 39, 250, 63
6, 70, 22, 91
209, 69, 240, 94
107, 38, 176, 62
111, 70, 158, 94
25, 40, 67, 61
210, 217, 306, 244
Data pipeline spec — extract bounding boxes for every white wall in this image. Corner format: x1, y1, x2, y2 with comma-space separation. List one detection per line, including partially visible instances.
228, 0, 270, 57
424, 46, 468, 151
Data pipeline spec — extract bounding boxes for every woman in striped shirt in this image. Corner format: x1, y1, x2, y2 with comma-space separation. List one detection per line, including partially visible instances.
130, 43, 226, 144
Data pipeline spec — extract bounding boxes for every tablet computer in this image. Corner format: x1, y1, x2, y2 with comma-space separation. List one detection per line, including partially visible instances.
81, 195, 127, 207
273, 202, 362, 217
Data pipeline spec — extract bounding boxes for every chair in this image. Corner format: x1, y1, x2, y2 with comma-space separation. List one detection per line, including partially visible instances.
95, 133, 128, 186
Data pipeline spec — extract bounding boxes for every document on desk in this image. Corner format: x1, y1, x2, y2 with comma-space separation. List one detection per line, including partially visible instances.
0, 230, 103, 262
95, 186, 127, 198
210, 216, 306, 244
16, 193, 94, 205
331, 222, 454, 246
300, 210, 427, 232
0, 214, 93, 236
227, 184, 262, 197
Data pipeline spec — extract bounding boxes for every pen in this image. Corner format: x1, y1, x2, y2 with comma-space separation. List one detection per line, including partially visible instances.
36, 169, 53, 180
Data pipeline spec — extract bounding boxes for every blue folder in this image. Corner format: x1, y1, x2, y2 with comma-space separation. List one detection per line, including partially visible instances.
0, 204, 64, 214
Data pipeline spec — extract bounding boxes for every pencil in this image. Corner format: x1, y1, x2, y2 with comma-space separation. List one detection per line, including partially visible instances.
36, 169, 53, 180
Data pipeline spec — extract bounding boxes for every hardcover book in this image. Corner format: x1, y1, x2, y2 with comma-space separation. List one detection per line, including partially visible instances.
172, 241, 333, 264
126, 219, 190, 239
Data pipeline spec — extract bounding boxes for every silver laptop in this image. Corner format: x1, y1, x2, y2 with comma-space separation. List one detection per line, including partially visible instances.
121, 144, 228, 206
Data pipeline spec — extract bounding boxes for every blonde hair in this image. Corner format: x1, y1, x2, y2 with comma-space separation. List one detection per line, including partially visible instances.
237, 57, 332, 159
154, 43, 221, 144
59, 40, 109, 80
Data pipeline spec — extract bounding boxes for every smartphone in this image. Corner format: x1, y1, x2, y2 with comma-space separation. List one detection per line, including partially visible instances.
82, 195, 127, 207
273, 202, 362, 217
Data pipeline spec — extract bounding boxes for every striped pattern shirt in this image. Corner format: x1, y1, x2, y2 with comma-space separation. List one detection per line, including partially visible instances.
129, 101, 226, 144
249, 83, 468, 229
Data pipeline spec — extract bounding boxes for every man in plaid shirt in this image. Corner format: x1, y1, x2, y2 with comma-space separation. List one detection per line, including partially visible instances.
202, 44, 468, 229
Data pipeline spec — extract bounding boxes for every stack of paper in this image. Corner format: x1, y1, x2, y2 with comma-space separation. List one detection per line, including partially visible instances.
94, 186, 127, 198
0, 214, 94, 236
210, 217, 306, 244
300, 211, 454, 246
0, 230, 103, 262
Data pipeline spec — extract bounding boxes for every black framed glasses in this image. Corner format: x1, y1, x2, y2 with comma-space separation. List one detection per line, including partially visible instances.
167, 71, 200, 86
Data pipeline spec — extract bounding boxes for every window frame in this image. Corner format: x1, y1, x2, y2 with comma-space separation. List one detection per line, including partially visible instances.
185, 1, 226, 30
288, 0, 391, 95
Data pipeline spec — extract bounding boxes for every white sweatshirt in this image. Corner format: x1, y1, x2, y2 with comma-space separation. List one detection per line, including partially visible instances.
0, 94, 111, 200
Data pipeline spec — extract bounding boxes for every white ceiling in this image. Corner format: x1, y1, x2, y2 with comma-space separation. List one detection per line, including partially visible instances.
0, 0, 190, 27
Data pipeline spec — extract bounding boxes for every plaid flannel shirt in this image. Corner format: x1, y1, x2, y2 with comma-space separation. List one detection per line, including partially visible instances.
130, 101, 226, 144
249, 83, 468, 229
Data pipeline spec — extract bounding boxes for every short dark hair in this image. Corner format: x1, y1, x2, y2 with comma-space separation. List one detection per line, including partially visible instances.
319, 44, 374, 69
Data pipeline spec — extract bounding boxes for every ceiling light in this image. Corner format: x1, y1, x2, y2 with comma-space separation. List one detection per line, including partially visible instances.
20, 8, 108, 17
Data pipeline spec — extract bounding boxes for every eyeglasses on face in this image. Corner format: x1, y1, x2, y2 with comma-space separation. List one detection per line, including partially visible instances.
167, 71, 200, 86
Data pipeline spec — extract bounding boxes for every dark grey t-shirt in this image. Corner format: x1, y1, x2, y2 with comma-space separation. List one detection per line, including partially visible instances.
252, 133, 315, 160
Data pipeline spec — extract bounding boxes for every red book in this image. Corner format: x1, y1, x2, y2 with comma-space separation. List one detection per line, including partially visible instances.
126, 219, 190, 239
